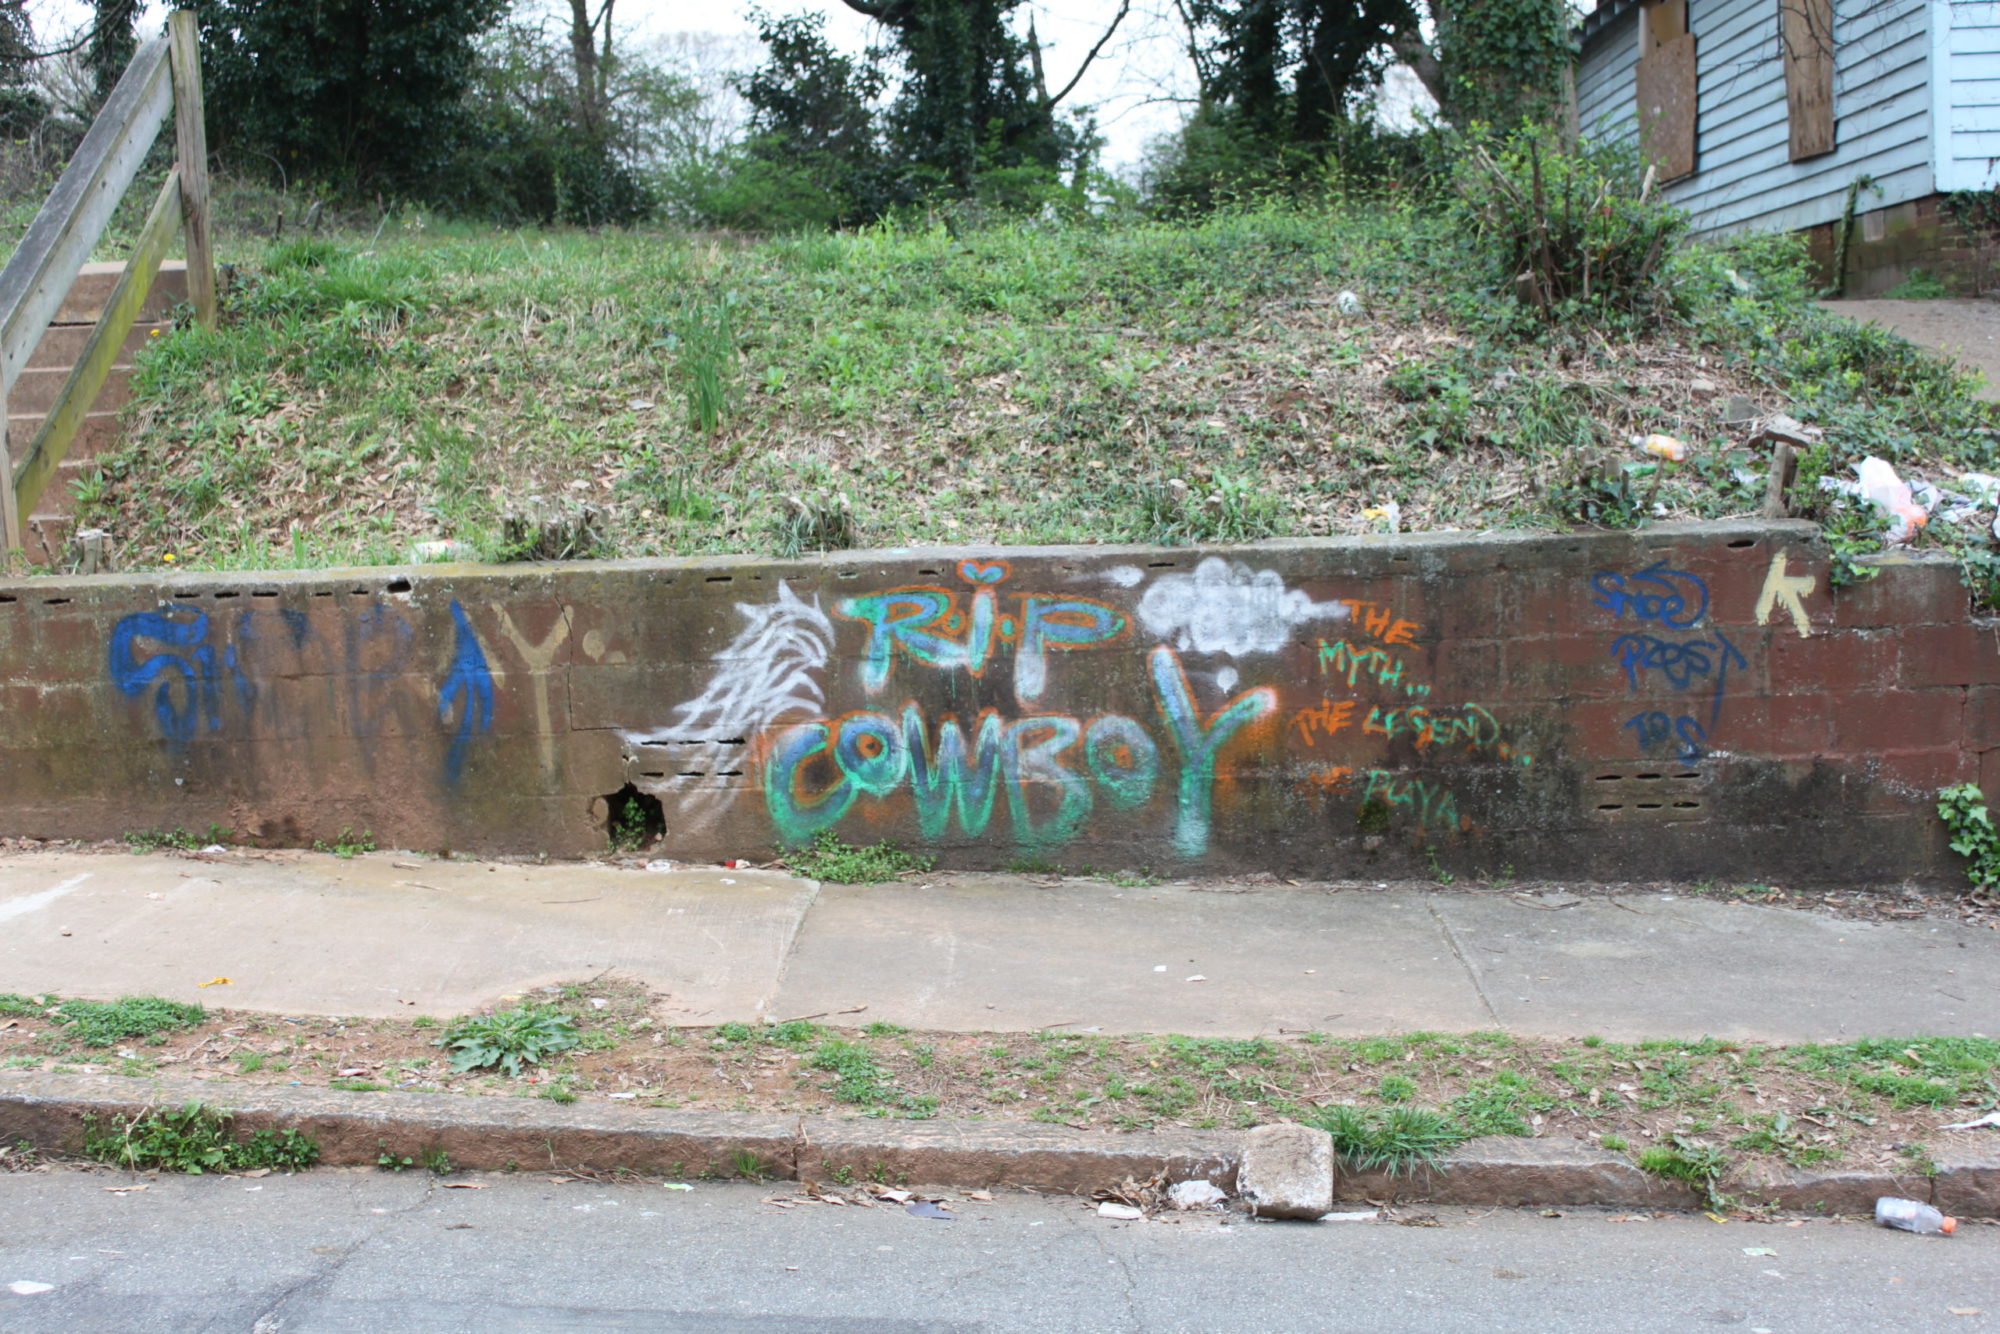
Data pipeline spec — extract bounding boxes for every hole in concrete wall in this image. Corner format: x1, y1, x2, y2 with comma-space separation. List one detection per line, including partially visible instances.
42, 597, 69, 605
837, 570, 859, 579
706, 575, 733, 583
385, 577, 412, 594
0, 595, 16, 603
1597, 802, 1624, 811
1147, 561, 1176, 568
917, 568, 940, 577
1595, 773, 1623, 782
1392, 555, 1410, 563
1674, 771, 1700, 780
252, 590, 278, 598
312, 590, 333, 598
213, 590, 240, 599
603, 783, 665, 848
1728, 538, 1756, 549
349, 588, 369, 597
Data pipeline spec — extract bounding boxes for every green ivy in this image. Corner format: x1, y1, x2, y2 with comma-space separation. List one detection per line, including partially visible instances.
1938, 783, 2000, 897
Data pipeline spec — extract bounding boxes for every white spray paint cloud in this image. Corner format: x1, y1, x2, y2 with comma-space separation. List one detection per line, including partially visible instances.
1137, 557, 1349, 657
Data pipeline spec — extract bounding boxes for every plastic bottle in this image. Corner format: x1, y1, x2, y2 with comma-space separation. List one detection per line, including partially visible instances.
1875, 1196, 1957, 1235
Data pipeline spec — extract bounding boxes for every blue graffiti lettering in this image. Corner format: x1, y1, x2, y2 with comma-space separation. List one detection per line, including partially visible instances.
1590, 562, 1709, 628
437, 601, 494, 783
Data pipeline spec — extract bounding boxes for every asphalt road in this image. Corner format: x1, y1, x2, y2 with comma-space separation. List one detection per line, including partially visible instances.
0, 1170, 1993, 1333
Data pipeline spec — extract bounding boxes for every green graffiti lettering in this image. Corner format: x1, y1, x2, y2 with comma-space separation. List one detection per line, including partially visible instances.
1002, 716, 1091, 850
764, 721, 857, 845
903, 706, 1008, 838
1151, 646, 1277, 858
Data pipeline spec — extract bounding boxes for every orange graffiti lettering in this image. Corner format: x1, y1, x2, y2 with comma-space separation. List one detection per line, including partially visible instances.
1340, 601, 1420, 646
1303, 764, 1355, 793
1291, 699, 1356, 745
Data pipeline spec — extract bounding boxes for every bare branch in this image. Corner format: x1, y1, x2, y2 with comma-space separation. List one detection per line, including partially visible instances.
1047, 0, 1134, 107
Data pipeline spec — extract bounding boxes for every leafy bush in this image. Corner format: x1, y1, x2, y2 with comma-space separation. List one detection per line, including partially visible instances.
438, 1005, 579, 1076
82, 1101, 318, 1174
1452, 127, 1686, 325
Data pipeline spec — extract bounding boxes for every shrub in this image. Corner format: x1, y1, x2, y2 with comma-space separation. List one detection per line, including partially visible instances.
1451, 126, 1687, 325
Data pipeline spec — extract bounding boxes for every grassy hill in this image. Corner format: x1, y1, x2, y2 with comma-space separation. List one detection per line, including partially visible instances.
81, 196, 1997, 584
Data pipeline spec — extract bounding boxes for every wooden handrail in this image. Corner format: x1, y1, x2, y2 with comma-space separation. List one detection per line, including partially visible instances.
0, 36, 170, 400
0, 9, 217, 560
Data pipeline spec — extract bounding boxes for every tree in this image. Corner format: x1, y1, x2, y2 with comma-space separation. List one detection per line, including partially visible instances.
192, 0, 509, 198
721, 9, 887, 228
1178, 0, 1572, 134
85, 0, 139, 109
841, 0, 1122, 199
0, 0, 42, 135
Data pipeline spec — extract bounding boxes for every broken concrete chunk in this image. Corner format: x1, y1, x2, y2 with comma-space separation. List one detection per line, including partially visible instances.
1239, 1123, 1334, 1220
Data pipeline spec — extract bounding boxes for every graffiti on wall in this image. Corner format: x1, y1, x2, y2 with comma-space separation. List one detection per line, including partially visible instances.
647, 554, 1540, 856
108, 597, 500, 786
1592, 562, 1744, 764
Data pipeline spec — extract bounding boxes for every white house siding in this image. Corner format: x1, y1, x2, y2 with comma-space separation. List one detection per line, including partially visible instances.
1577, 0, 1936, 236
1934, 1, 2000, 191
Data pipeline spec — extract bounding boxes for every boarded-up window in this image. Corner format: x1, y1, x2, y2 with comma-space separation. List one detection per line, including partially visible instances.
1781, 0, 1835, 160
1636, 0, 1698, 182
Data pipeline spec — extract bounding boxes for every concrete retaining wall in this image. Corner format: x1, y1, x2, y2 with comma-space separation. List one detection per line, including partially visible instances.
0, 520, 1987, 881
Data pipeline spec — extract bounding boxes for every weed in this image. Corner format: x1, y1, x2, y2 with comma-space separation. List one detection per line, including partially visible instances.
1377, 1074, 1418, 1103
864, 1021, 909, 1038
731, 1148, 770, 1181
83, 1102, 318, 1174
811, 1039, 893, 1105
330, 1078, 388, 1092
771, 489, 858, 557
1635, 1134, 1731, 1208
1308, 1104, 1466, 1175
1451, 1070, 1556, 1137
378, 1143, 418, 1171
312, 828, 376, 858
124, 824, 232, 852
236, 1051, 266, 1074
438, 1005, 580, 1076
541, 1076, 579, 1104
1600, 1134, 1629, 1152
608, 800, 653, 853
0, 993, 46, 1018
1938, 784, 2000, 898
782, 833, 933, 884
1425, 845, 1456, 885
55, 996, 205, 1049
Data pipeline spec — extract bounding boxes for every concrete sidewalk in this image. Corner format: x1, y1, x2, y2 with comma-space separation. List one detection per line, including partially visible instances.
0, 848, 1992, 1043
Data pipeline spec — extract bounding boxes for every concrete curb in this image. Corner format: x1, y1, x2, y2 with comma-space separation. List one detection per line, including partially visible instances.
0, 1073, 1988, 1214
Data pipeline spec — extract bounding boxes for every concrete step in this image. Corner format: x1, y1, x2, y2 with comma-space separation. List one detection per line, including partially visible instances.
25, 320, 169, 370
54, 260, 188, 326
7, 412, 122, 463
6, 364, 134, 419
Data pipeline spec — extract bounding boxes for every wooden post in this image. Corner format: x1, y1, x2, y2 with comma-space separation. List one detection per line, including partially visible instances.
0, 413, 17, 560
168, 10, 216, 328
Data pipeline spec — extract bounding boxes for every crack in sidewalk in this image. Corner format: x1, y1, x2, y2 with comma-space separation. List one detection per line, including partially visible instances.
1429, 903, 1501, 1026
